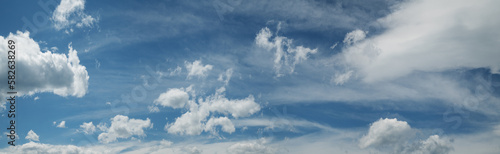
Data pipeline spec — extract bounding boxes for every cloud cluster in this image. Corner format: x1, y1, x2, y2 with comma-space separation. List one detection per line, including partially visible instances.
165, 87, 260, 136
52, 0, 97, 31
337, 0, 500, 83
98, 115, 153, 143
255, 27, 317, 77
360, 118, 453, 153
0, 31, 89, 110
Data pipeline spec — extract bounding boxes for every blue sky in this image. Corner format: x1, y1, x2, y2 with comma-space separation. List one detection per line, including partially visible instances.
1, 0, 500, 153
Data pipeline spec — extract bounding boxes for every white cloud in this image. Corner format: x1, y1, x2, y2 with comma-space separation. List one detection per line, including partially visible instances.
80, 122, 96, 134
34, 96, 39, 101
52, 0, 97, 30
338, 0, 500, 83
417, 135, 453, 154
255, 27, 317, 77
25, 130, 40, 142
227, 138, 276, 154
359, 118, 413, 149
0, 31, 89, 108
218, 68, 234, 86
7, 142, 101, 154
185, 60, 213, 79
204, 117, 236, 135
57, 121, 66, 128
360, 118, 453, 154
98, 115, 153, 143
155, 88, 190, 109
165, 87, 260, 136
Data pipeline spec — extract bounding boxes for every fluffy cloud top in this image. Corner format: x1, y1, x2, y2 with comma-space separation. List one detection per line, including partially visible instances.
255, 27, 317, 77
80, 122, 96, 134
185, 60, 213, 79
154, 88, 190, 109
25, 130, 40, 142
0, 31, 89, 110
338, 0, 500, 83
52, 0, 97, 30
359, 118, 413, 149
98, 115, 153, 143
360, 118, 453, 153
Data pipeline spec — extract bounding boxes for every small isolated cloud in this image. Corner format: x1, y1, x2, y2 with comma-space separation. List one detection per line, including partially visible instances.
98, 115, 153, 143
52, 0, 97, 31
218, 68, 234, 86
57, 121, 66, 128
34, 96, 39, 101
255, 26, 317, 77
25, 130, 40, 142
154, 88, 189, 109
185, 60, 213, 79
79, 122, 96, 134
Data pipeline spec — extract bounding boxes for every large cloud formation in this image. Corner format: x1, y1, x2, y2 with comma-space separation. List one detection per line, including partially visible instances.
0, 31, 89, 110
338, 0, 500, 83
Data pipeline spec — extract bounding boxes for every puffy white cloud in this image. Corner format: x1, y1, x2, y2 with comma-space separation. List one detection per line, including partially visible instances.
185, 60, 213, 79
417, 135, 453, 154
25, 130, 40, 142
57, 121, 66, 128
360, 118, 453, 154
80, 121, 96, 134
165, 87, 260, 136
98, 115, 153, 143
52, 0, 97, 30
154, 88, 189, 109
0, 31, 89, 109
359, 118, 413, 149
338, 0, 500, 83
255, 27, 317, 77
227, 138, 276, 154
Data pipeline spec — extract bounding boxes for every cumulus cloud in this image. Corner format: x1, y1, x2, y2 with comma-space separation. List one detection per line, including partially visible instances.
338, 0, 500, 83
80, 122, 96, 134
0, 31, 89, 111
154, 88, 190, 109
360, 118, 453, 153
25, 130, 40, 142
57, 121, 66, 128
185, 60, 213, 79
98, 115, 153, 143
255, 27, 317, 77
165, 87, 260, 136
52, 0, 97, 30
359, 118, 413, 149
